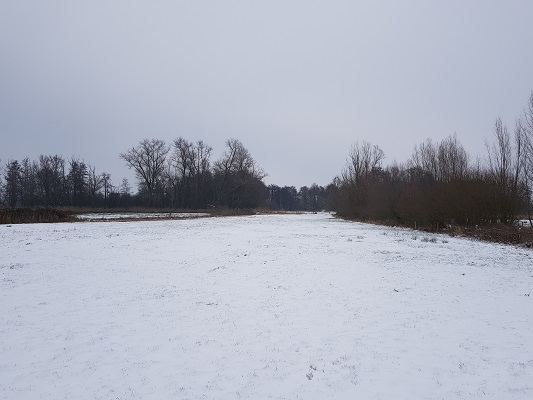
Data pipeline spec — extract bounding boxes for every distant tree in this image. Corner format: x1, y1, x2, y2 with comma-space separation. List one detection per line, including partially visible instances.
119, 178, 132, 196
521, 91, 533, 225
37, 155, 66, 206
213, 139, 266, 208
167, 137, 194, 208
325, 179, 341, 211
342, 141, 385, 185
280, 186, 298, 210
117, 177, 133, 208
308, 184, 326, 211
189, 140, 213, 208
163, 138, 213, 208
406, 135, 471, 225
436, 134, 469, 182
0, 160, 3, 205
267, 184, 281, 209
3, 160, 22, 207
67, 158, 88, 206
408, 135, 469, 182
267, 185, 301, 211
87, 165, 104, 206
101, 173, 112, 208
20, 158, 39, 207
299, 186, 310, 210
339, 141, 385, 218
486, 118, 526, 222
120, 139, 169, 207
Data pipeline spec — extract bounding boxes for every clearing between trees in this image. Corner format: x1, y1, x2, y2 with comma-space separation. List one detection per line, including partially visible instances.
1, 213, 531, 399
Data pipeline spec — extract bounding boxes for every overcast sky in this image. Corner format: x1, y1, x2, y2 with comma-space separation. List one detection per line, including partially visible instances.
1, 1, 533, 188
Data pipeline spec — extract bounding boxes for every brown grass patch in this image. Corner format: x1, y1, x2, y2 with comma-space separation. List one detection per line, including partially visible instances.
334, 213, 533, 248
0, 208, 77, 224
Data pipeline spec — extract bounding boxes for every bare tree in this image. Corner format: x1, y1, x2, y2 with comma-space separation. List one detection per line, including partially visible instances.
67, 157, 88, 206
338, 141, 385, 218
523, 91, 533, 136
214, 138, 265, 180
407, 135, 468, 183
172, 137, 193, 181
189, 140, 213, 208
20, 158, 38, 206
522, 91, 533, 225
486, 118, 526, 222
409, 139, 438, 181
191, 140, 212, 179
37, 155, 66, 206
87, 165, 103, 206
101, 173, 112, 207
342, 141, 385, 185
119, 178, 132, 196
213, 139, 266, 208
437, 134, 469, 182
3, 160, 22, 207
120, 139, 169, 206
167, 137, 194, 207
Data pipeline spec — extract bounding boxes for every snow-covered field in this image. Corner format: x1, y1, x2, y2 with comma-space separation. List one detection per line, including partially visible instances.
1, 213, 532, 399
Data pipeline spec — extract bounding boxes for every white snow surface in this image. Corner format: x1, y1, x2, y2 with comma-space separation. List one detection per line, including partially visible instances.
1, 213, 532, 400
76, 212, 210, 220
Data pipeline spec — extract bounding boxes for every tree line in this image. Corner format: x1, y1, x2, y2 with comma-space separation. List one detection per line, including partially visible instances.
0, 155, 132, 209
0, 138, 329, 211
1, 91, 532, 229
119, 137, 268, 209
331, 92, 533, 228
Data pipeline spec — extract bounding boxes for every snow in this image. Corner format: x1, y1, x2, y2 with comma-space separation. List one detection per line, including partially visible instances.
75, 212, 210, 221
1, 213, 532, 399
517, 220, 531, 228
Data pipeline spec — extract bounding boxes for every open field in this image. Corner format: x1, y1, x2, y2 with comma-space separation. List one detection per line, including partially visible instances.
1, 213, 532, 399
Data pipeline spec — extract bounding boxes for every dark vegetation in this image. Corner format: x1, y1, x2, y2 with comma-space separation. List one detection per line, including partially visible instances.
460, 224, 533, 247
1, 92, 533, 246
0, 208, 76, 224
0, 138, 328, 212
330, 91, 533, 245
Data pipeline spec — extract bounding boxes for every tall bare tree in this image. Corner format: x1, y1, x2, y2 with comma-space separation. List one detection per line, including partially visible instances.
189, 140, 213, 208
101, 173, 112, 207
213, 139, 266, 208
167, 137, 194, 207
67, 158, 88, 206
342, 141, 385, 185
120, 139, 169, 206
37, 155, 66, 206
338, 141, 385, 218
436, 134, 469, 182
409, 139, 438, 181
87, 165, 103, 206
486, 118, 526, 222
522, 91, 533, 225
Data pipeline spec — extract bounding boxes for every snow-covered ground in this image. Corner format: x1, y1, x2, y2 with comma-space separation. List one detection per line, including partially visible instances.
517, 219, 532, 228
76, 212, 210, 221
1, 213, 532, 399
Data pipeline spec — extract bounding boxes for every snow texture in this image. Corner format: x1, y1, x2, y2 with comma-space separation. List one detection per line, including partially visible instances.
1, 213, 532, 399
76, 212, 210, 221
